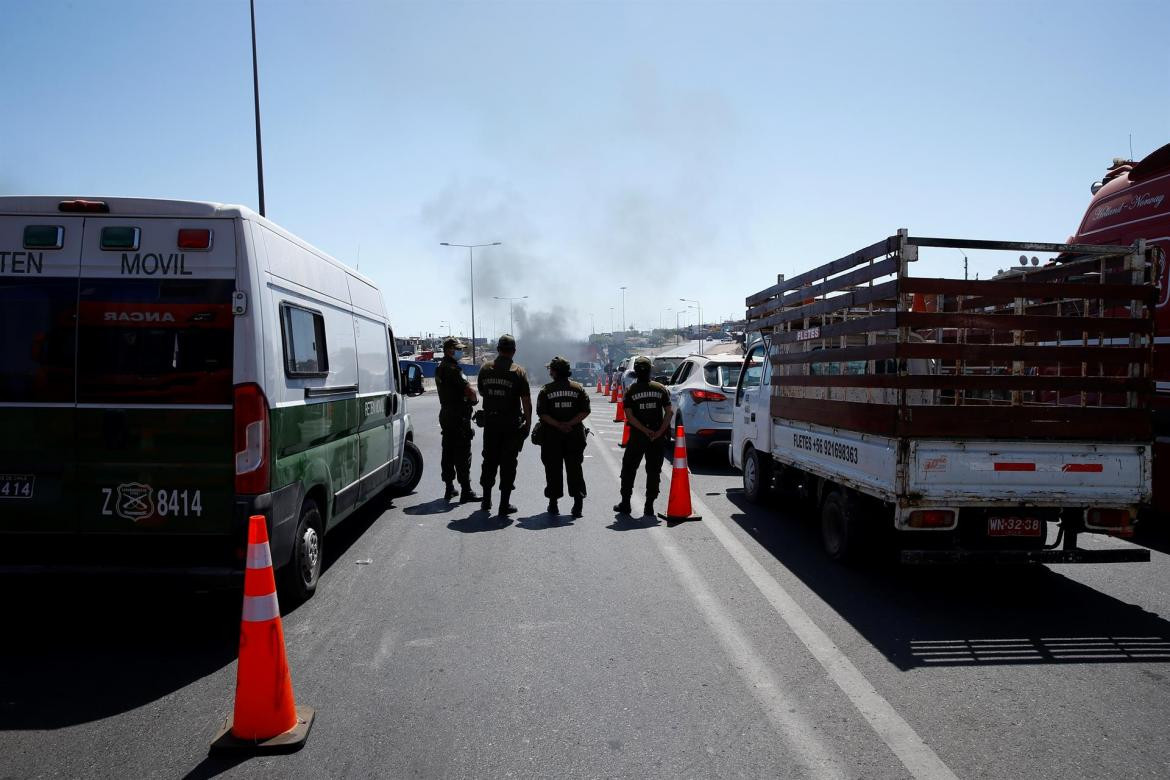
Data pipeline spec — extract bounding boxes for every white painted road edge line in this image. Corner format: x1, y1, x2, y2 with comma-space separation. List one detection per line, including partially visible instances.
590, 437, 846, 779
589, 430, 959, 780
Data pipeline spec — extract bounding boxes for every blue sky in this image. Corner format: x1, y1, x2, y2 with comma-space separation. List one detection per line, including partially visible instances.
3, 0, 1167, 341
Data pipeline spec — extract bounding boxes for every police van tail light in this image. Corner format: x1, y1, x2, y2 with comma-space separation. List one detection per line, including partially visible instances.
234, 383, 270, 494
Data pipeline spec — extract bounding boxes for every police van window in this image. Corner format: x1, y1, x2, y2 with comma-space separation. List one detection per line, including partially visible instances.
281, 303, 329, 377
0, 278, 77, 403
76, 279, 233, 404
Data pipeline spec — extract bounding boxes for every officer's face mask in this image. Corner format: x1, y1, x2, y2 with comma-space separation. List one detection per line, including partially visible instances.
454, 350, 464, 360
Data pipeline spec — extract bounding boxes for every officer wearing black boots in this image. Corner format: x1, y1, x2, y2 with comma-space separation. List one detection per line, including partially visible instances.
536, 356, 591, 518
476, 334, 532, 515
435, 337, 480, 503
615, 356, 673, 517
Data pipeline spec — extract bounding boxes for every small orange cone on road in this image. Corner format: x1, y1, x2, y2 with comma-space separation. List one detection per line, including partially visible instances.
210, 515, 314, 754
596, 377, 603, 394
619, 421, 630, 448
659, 426, 701, 523
609, 381, 619, 403
613, 388, 626, 423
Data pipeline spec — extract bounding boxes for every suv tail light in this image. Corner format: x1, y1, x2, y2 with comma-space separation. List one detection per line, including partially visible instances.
690, 389, 727, 403
234, 383, 270, 494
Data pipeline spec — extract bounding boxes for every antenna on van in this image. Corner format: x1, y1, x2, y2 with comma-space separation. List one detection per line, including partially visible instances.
356, 244, 361, 271
1129, 133, 1134, 161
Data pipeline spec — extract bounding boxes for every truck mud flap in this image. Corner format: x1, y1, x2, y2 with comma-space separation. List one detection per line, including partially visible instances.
901, 548, 1150, 565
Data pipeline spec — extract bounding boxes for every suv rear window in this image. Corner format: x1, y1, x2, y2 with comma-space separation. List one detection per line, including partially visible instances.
704, 363, 740, 387
76, 279, 233, 404
0, 278, 77, 402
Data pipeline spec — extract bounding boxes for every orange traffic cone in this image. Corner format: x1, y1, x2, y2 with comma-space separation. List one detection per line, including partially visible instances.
210, 515, 314, 754
596, 377, 603, 394
609, 381, 619, 403
658, 426, 701, 523
619, 421, 630, 448
613, 389, 626, 423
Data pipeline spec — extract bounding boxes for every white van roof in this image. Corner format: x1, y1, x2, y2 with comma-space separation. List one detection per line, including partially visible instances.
0, 196, 381, 290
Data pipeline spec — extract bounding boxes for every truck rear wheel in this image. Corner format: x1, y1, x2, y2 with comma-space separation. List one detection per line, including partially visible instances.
742, 446, 772, 504
821, 490, 859, 561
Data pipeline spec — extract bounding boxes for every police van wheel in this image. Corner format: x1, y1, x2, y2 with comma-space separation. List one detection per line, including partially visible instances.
282, 499, 323, 604
392, 440, 424, 496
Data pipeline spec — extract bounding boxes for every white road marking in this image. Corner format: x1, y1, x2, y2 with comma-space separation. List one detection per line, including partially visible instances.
588, 437, 959, 780
590, 438, 845, 778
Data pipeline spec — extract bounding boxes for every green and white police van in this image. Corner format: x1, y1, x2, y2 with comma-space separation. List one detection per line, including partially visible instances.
0, 197, 425, 601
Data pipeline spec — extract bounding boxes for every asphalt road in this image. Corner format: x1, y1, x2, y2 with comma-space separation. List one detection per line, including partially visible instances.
2, 389, 1169, 779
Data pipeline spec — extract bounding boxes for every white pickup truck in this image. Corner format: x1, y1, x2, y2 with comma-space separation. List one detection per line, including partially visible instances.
730, 230, 1153, 564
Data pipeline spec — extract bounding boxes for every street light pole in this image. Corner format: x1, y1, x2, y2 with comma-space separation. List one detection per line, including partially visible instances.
440, 241, 502, 364
493, 295, 528, 336
249, 0, 266, 216
680, 297, 702, 354
620, 286, 627, 333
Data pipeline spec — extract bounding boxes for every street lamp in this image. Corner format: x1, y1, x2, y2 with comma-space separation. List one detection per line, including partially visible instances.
439, 320, 451, 337
493, 295, 528, 335
440, 241, 502, 364
661, 306, 672, 331
680, 297, 702, 354
609, 306, 614, 334
619, 286, 627, 333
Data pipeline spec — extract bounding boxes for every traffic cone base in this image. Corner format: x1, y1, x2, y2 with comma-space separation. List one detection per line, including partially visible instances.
659, 425, 701, 522
613, 390, 626, 423
210, 705, 316, 754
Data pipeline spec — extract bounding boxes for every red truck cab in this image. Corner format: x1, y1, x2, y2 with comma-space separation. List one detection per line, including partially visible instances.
1070, 142, 1170, 513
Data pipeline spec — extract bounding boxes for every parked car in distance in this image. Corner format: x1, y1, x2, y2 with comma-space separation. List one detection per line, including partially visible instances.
666, 353, 742, 460
619, 355, 683, 392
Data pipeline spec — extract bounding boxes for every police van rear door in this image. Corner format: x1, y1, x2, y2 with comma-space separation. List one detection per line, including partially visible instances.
0, 214, 85, 533
75, 217, 236, 544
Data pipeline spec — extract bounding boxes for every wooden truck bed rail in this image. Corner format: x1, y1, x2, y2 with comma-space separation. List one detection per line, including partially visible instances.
744, 230, 1154, 441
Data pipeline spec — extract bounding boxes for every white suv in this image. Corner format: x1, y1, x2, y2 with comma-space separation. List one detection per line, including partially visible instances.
666, 354, 742, 459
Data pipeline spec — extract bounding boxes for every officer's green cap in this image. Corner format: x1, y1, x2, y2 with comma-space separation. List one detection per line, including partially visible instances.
633, 356, 652, 369
497, 334, 517, 351
442, 337, 464, 350
548, 355, 571, 373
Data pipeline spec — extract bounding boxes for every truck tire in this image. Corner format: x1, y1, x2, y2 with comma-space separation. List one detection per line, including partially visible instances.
820, 490, 859, 562
280, 498, 323, 605
742, 446, 772, 504
391, 440, 424, 496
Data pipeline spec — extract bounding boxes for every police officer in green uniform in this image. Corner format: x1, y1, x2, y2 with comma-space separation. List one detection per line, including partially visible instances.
615, 356, 673, 517
476, 334, 532, 515
536, 356, 591, 517
435, 337, 480, 502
